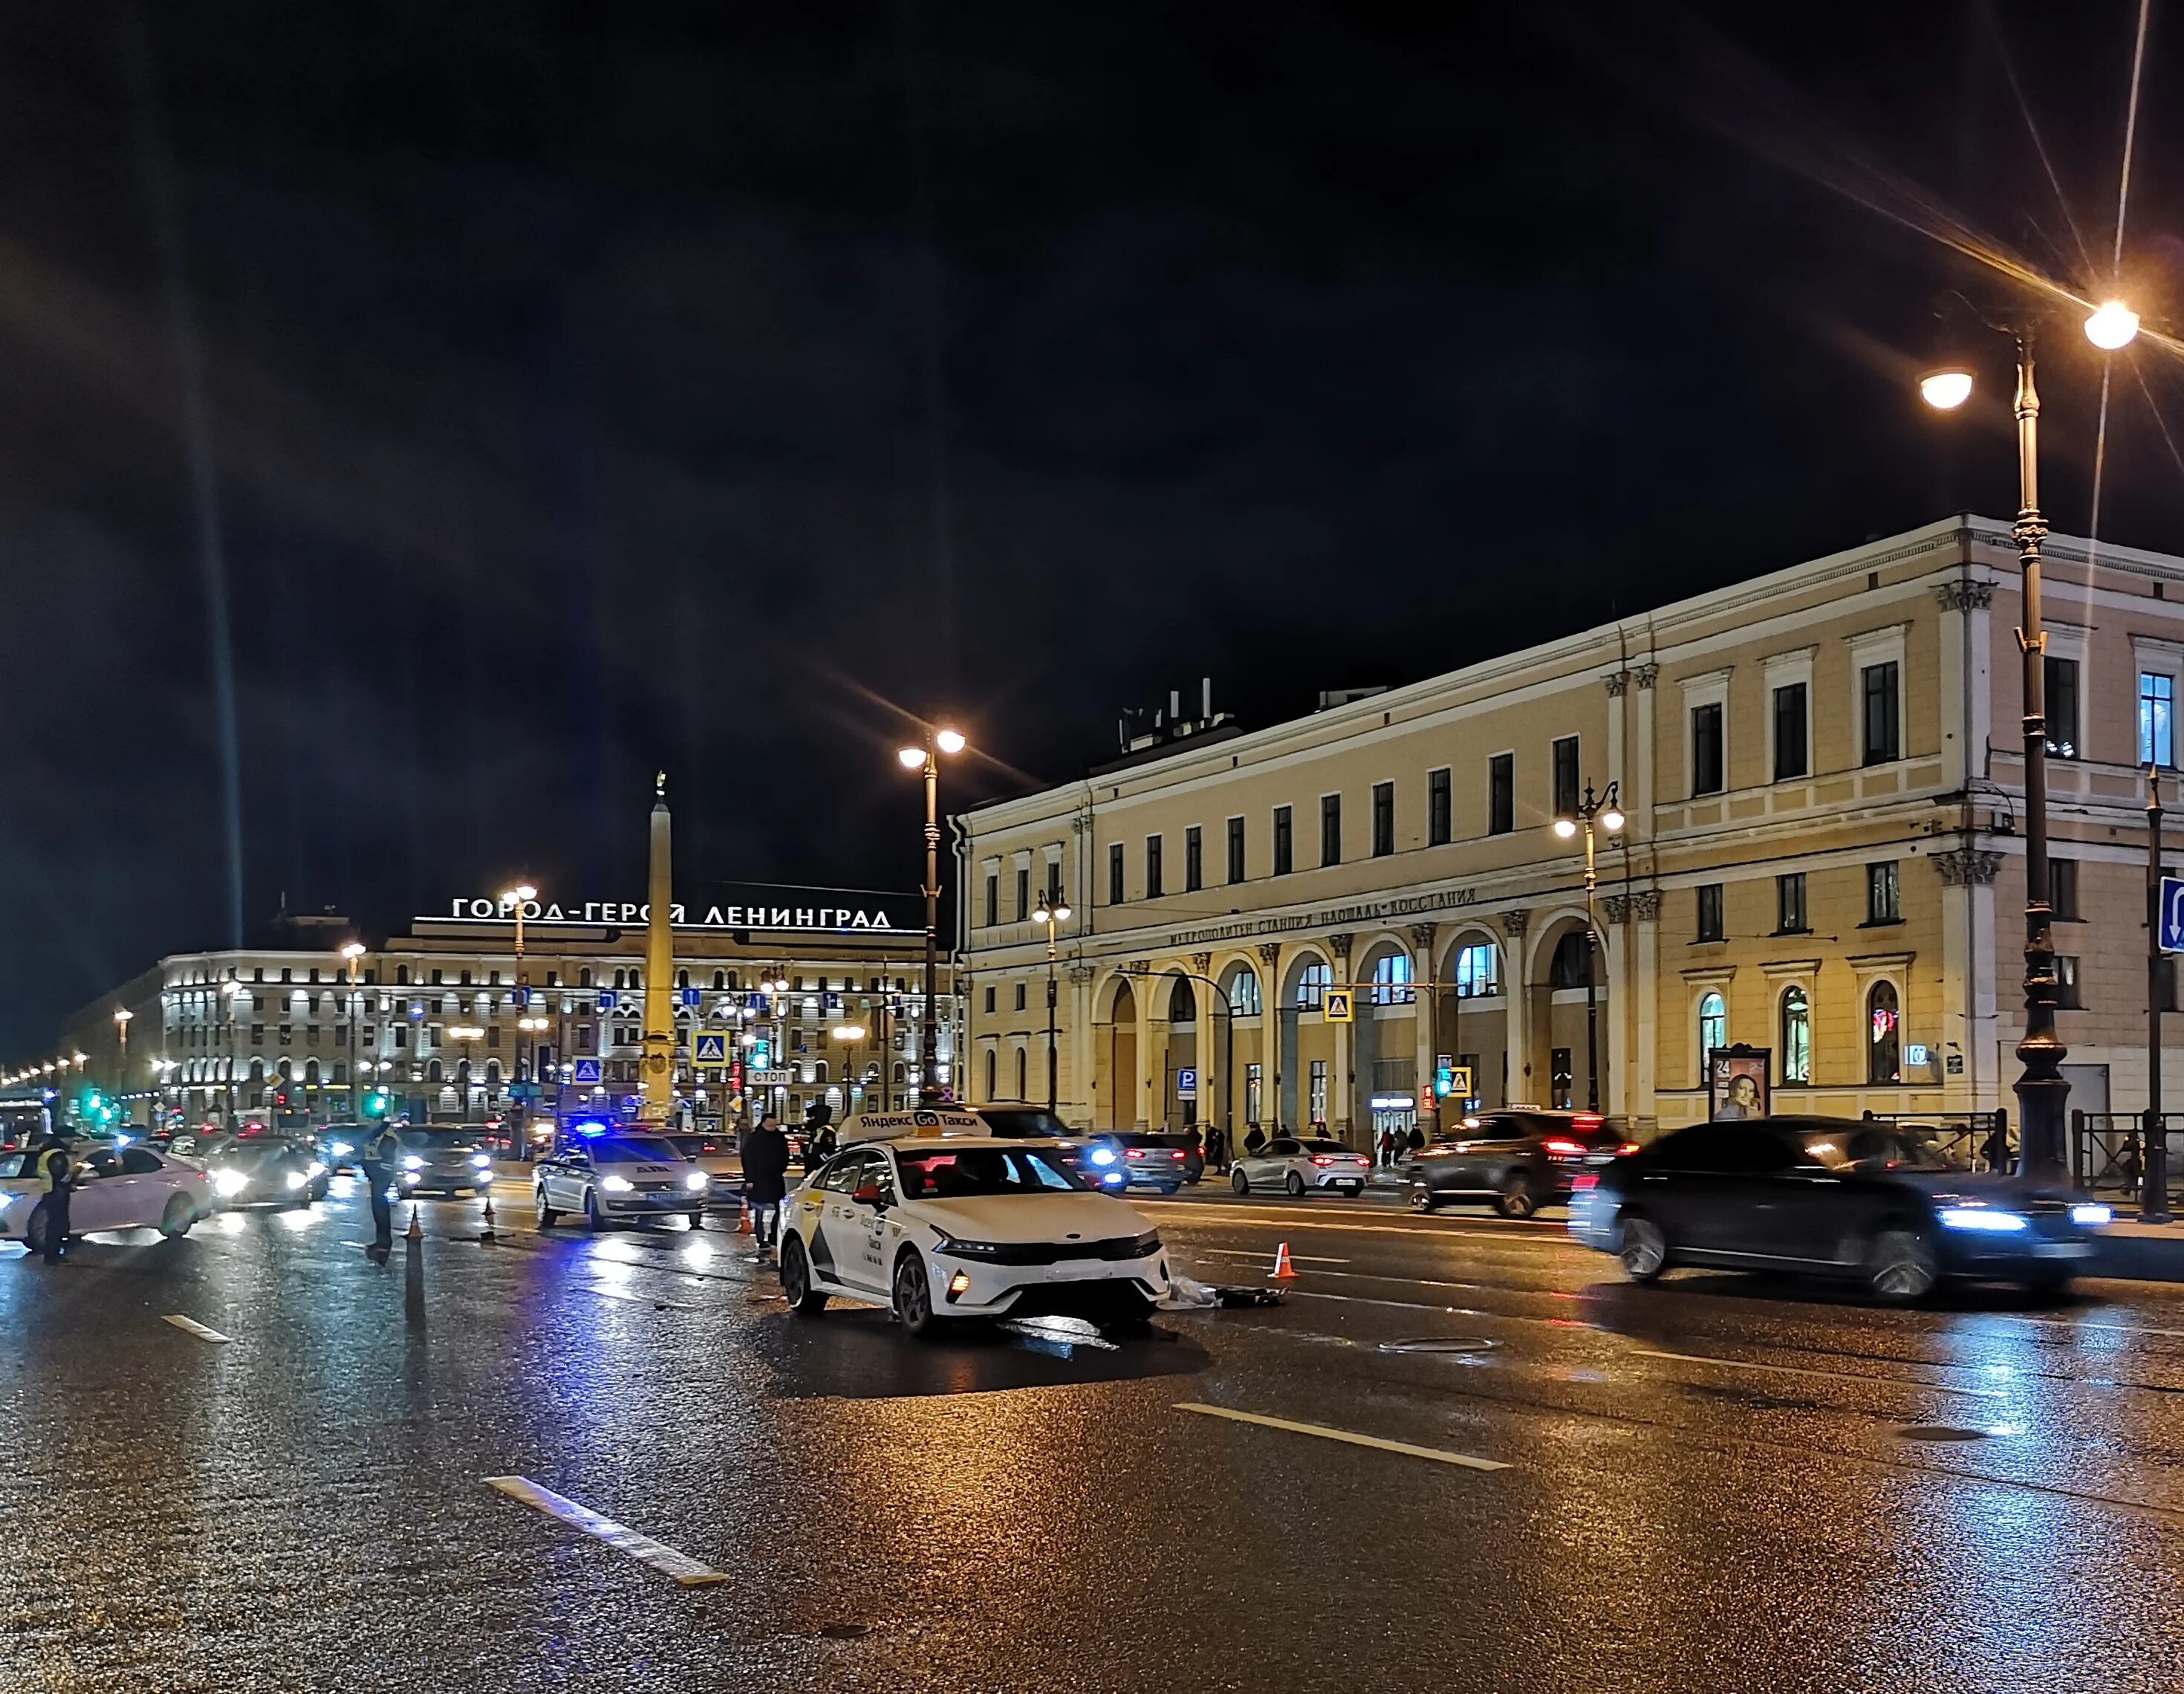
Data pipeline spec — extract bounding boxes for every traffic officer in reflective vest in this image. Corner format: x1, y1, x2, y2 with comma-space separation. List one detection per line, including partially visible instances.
360, 1120, 404, 1264
30, 1125, 76, 1264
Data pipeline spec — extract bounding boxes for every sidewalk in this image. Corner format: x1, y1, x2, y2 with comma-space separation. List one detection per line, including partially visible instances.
2090, 1216, 2184, 1284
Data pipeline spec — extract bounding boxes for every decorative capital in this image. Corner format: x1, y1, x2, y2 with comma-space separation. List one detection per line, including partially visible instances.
1603, 670, 1630, 698
1325, 931, 1353, 961
1125, 958, 1151, 977
1501, 907, 1531, 938
1408, 922, 1437, 951
1066, 961, 1096, 984
1634, 663, 1659, 690
1601, 894, 1631, 924
1932, 848, 2003, 887
1631, 889, 1663, 922
1191, 951, 1213, 976
1256, 942, 1283, 967
1934, 579, 1995, 613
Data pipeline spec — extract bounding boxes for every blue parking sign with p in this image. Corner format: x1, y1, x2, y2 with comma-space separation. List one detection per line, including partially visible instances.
2162, 877, 2184, 953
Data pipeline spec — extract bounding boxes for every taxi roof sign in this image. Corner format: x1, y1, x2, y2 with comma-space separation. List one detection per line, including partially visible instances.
839, 1108, 992, 1146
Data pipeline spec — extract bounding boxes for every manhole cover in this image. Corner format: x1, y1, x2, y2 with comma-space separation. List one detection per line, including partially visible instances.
816, 1623, 874, 1640
1379, 1337, 1498, 1354
1896, 1424, 1989, 1442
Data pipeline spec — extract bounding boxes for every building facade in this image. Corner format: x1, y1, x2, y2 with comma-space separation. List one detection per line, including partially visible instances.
52, 898, 961, 1132
958, 516, 2184, 1145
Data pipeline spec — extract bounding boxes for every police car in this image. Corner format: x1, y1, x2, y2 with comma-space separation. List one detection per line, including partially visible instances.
778, 1109, 1171, 1338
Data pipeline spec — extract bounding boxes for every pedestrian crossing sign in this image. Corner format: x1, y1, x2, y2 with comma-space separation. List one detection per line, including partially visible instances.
691, 1032, 729, 1064
1323, 988, 1354, 1023
572, 1057, 602, 1085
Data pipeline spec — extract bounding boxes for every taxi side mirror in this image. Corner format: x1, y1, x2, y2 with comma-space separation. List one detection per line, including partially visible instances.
851, 1182, 885, 1208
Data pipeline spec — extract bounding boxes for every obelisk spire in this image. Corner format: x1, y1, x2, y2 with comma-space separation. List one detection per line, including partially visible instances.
640, 773, 677, 1120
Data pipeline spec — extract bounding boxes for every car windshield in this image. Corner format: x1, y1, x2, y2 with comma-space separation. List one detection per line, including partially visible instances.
663, 1136, 728, 1158
896, 1147, 1085, 1198
592, 1138, 681, 1164
977, 1108, 1074, 1139
224, 1141, 301, 1165
0, 1151, 27, 1179
410, 1132, 482, 1150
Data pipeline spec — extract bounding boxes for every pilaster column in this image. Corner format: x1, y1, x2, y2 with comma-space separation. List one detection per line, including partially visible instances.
1501, 909, 1531, 1107
1066, 961, 1095, 1126
1192, 950, 1218, 1132
1632, 889, 1660, 1121
1409, 922, 1437, 1129
1257, 942, 1283, 1133
1328, 932, 1355, 1143
1130, 959, 1153, 1129
1601, 895, 1631, 1117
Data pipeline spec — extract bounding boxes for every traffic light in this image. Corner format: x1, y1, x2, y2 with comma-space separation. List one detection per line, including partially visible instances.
362, 1088, 392, 1120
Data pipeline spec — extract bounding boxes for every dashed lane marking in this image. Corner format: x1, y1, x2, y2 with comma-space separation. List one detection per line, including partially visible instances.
161, 1314, 232, 1344
1632, 1349, 2009, 1401
484, 1476, 728, 1587
1177, 1402, 1510, 1471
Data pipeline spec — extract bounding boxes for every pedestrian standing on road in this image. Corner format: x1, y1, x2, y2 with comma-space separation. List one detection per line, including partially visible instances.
28, 1126, 76, 1264
1980, 1122, 2012, 1175
1206, 1124, 1227, 1173
359, 1120, 404, 1264
741, 1111, 791, 1264
801, 1103, 836, 1175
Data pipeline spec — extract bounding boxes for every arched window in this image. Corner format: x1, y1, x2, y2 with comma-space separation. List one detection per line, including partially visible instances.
712, 970, 726, 990
1370, 952, 1414, 1005
1453, 941, 1501, 998
984, 1049, 998, 1099
894, 1061, 909, 1086
1296, 961, 1331, 1009
332, 1062, 348, 1085
1697, 992, 1726, 1080
1550, 930, 1593, 990
426, 1059, 443, 1084
1226, 969, 1261, 1016
579, 967, 593, 988
1168, 977, 1195, 1022
396, 964, 410, 986
677, 969, 690, 989
1781, 987, 1812, 1085
1015, 1048, 1027, 1099
1867, 981, 1901, 1084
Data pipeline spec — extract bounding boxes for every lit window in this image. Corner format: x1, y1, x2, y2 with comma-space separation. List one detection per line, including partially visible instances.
1781, 987, 1810, 1085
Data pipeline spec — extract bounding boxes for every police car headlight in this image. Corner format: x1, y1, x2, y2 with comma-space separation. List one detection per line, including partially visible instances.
471, 1153, 493, 1170
934, 1234, 1004, 1258
1089, 1146, 1117, 1167
284, 1171, 308, 1191
212, 1169, 249, 1198
401, 1155, 423, 1172
600, 1175, 634, 1194
682, 1171, 707, 1192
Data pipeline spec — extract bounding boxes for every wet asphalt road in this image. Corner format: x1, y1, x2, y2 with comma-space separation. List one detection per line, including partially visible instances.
9, 1175, 2184, 1693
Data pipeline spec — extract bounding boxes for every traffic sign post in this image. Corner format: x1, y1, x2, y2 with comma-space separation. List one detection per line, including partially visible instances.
1177, 1068, 1197, 1100
571, 1057, 602, 1086
691, 1032, 729, 1065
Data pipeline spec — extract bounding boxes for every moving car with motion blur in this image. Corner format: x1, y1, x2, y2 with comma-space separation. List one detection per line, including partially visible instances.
1569, 1117, 2110, 1302
662, 1132, 742, 1210
1074, 1131, 1195, 1194
1406, 1109, 1639, 1218
533, 1133, 709, 1231
206, 1137, 329, 1208
780, 1124, 1169, 1337
1, 1142, 212, 1252
313, 1122, 365, 1172
1229, 1134, 1371, 1197
394, 1127, 496, 1196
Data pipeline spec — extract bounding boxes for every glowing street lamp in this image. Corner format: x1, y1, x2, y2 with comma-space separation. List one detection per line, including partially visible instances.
2084, 299, 2141, 351
1550, 779, 1625, 1113
1028, 889, 1073, 1114
897, 726, 966, 1101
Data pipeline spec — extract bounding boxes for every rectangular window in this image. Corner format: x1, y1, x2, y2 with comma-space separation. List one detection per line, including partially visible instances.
1321, 794, 1342, 866
1488, 754, 1514, 835
1690, 704, 1725, 796
2050, 856, 2080, 921
1553, 736, 1581, 818
1371, 781, 1395, 857
1867, 860, 1902, 925
1428, 768, 1452, 846
1046, 860, 1062, 903
2045, 656, 2080, 759
2141, 671, 2176, 768
983, 986, 995, 1014
1186, 825, 1203, 892
1861, 661, 1900, 765
1696, 883, 1725, 943
1308, 1059, 1328, 1125
1145, 835, 1163, 900
1550, 1048, 1573, 1111
1014, 982, 1027, 1012
1777, 872, 1808, 934
2057, 955, 2084, 1010
1772, 683, 1808, 780
1273, 805, 1293, 874
1226, 816, 1246, 883
1107, 842, 1125, 905
1244, 1062, 1263, 1123
1015, 866, 1030, 921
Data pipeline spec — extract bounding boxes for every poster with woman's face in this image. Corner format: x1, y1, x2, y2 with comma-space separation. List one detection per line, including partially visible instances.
1709, 1048, 1770, 1120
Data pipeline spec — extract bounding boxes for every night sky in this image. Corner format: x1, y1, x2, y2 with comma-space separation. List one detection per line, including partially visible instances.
1, 2, 2180, 1054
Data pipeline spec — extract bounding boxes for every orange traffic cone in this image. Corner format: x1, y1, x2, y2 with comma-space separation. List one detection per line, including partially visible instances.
1270, 1241, 1296, 1282
737, 1201, 754, 1236
405, 1204, 423, 1243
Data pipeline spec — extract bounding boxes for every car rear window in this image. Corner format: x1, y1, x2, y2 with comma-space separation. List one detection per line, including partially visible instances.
1301, 1141, 1353, 1155
978, 1108, 1075, 1139
664, 1137, 729, 1157
1112, 1132, 1187, 1149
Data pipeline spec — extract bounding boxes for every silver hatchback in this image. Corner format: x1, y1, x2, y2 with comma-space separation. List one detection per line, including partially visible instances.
1230, 1135, 1371, 1198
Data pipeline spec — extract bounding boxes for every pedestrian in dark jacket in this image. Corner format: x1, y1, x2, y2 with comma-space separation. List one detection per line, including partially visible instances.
801, 1103, 836, 1174
28, 1129, 75, 1263
1980, 1123, 2012, 1175
741, 1113, 792, 1262
1206, 1124, 1228, 1172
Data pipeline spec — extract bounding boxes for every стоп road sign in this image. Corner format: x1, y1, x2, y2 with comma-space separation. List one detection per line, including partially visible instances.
1323, 988, 1354, 1023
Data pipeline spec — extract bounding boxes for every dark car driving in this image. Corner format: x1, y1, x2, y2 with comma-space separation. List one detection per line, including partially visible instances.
1570, 1116, 2111, 1301
1406, 1109, 1637, 1218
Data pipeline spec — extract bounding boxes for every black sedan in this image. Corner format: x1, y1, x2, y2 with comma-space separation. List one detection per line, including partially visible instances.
1569, 1116, 2110, 1301
204, 1136, 331, 1208
1405, 1109, 1637, 1218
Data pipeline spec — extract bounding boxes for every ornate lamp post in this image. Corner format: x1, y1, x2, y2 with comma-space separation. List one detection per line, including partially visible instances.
897, 726, 966, 1101
1028, 889, 1072, 1114
1552, 779, 1626, 1113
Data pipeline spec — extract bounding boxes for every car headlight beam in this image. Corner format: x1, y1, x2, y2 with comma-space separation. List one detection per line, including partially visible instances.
682, 1171, 707, 1192
599, 1175, 634, 1194
1938, 1206, 2029, 1233
212, 1169, 248, 1198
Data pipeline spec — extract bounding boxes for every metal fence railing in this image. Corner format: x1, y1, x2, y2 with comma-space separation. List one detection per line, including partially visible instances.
2071, 1112, 2184, 1195
1858, 1109, 2012, 1172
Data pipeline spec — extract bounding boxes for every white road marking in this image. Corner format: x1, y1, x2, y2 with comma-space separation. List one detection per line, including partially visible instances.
1633, 1349, 2008, 1401
484, 1476, 727, 1587
1200, 1248, 1351, 1265
588, 1285, 690, 1311
161, 1314, 232, 1345
1177, 1402, 1509, 1470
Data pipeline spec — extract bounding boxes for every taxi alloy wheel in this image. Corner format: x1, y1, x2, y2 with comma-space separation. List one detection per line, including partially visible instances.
1408, 1185, 1439, 1213
1284, 1172, 1305, 1198
781, 1234, 828, 1317
1231, 1168, 1249, 1195
535, 1190, 559, 1230
894, 1250, 943, 1338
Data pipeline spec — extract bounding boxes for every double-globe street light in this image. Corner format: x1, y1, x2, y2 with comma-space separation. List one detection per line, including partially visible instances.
898, 727, 966, 1102
1552, 779, 1625, 1114
1028, 889, 1073, 1114
501, 883, 537, 1143
1919, 294, 2142, 1184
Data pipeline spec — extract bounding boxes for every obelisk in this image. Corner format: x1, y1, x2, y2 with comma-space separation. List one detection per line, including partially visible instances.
640, 772, 677, 1121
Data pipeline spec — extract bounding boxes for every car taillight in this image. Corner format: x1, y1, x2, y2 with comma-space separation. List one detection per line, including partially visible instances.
1573, 1115, 1603, 1129
1572, 1172, 1599, 1192
1126, 1149, 1144, 1159
1541, 1138, 1587, 1157
1311, 1155, 1333, 1166
1616, 1141, 1640, 1156
1170, 1150, 1185, 1160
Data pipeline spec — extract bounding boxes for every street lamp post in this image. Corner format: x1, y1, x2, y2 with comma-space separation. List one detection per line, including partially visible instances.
449, 1026, 486, 1121
340, 942, 365, 1117
899, 727, 966, 1102
500, 883, 537, 1143
1029, 889, 1073, 1115
1552, 779, 1626, 1114
1920, 297, 2140, 1180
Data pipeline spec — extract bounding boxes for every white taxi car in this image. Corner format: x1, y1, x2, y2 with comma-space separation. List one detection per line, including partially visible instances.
779, 1110, 1170, 1337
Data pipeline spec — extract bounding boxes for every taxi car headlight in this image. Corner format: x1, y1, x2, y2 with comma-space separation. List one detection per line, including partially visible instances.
1129, 1231, 1162, 1258
681, 1171, 708, 1192
401, 1155, 424, 1172
471, 1153, 493, 1170
212, 1169, 249, 1198
934, 1234, 1004, 1258
329, 1141, 354, 1157
307, 1161, 327, 1178
599, 1175, 634, 1194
